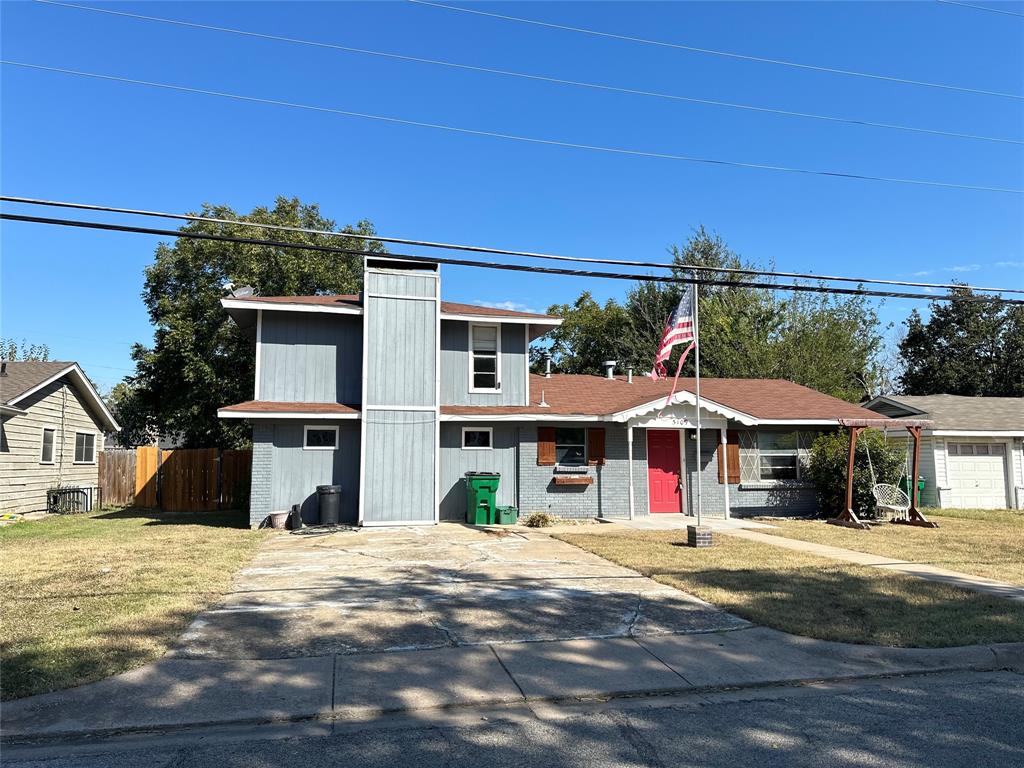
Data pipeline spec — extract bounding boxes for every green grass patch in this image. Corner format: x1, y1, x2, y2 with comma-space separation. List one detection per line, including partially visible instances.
0, 508, 266, 700
556, 530, 1024, 648
757, 508, 1024, 586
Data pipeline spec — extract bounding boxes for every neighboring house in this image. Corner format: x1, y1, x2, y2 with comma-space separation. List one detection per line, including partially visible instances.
0, 361, 121, 514
219, 258, 883, 528
865, 394, 1024, 510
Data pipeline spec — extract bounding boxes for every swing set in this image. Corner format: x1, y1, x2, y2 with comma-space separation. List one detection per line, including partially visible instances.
827, 418, 938, 530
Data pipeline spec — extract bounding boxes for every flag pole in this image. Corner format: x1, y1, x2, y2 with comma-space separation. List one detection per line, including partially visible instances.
693, 275, 702, 527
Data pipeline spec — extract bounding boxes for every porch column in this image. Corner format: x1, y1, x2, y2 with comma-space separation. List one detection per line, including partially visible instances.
720, 428, 731, 519
627, 424, 635, 520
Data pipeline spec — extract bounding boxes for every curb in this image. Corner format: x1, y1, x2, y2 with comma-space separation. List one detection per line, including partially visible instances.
4, 652, 1021, 748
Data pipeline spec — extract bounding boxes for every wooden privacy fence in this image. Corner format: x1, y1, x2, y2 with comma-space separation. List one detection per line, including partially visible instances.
99, 446, 251, 512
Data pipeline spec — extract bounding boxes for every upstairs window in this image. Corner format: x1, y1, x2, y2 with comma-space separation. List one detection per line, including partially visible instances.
469, 324, 500, 392
40, 427, 56, 464
74, 432, 96, 464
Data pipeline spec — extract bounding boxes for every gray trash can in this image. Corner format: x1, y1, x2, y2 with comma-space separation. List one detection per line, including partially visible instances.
317, 485, 342, 525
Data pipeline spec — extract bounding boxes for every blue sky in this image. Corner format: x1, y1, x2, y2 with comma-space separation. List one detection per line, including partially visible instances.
2, 0, 1022, 390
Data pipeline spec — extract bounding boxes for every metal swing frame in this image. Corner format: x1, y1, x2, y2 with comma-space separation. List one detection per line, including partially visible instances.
827, 418, 938, 530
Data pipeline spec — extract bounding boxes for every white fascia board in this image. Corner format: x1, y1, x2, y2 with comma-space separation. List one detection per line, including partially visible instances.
9, 363, 121, 432
609, 392, 757, 426
0, 403, 27, 416
220, 298, 363, 316
441, 312, 561, 326
756, 419, 843, 426
439, 413, 602, 422
218, 410, 360, 420
932, 429, 1024, 437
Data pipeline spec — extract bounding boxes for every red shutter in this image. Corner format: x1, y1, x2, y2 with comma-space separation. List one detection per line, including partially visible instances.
717, 430, 741, 484
537, 427, 556, 466
587, 428, 606, 465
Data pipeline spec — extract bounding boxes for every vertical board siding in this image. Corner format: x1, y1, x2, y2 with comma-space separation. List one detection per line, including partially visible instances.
365, 297, 435, 407
438, 424, 517, 521
0, 380, 105, 514
367, 271, 436, 298
259, 312, 362, 404
363, 410, 436, 522
440, 321, 527, 406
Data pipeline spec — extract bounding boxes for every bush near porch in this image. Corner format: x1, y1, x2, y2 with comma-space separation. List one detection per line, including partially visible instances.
0, 509, 266, 701
806, 429, 906, 517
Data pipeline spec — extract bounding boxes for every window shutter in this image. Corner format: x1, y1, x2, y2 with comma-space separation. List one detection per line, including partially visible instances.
587, 428, 606, 465
537, 427, 556, 466
718, 430, 741, 484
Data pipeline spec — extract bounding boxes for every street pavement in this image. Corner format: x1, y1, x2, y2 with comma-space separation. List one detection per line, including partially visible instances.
6, 670, 1022, 767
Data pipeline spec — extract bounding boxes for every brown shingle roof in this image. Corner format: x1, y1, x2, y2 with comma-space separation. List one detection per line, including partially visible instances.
227, 294, 559, 320
219, 401, 360, 415
0, 361, 75, 405
441, 374, 880, 420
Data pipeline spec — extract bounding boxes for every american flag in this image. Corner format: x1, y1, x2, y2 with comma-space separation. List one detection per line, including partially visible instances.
651, 283, 696, 380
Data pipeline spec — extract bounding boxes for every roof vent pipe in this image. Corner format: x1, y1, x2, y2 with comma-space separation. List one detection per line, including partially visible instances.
0, 361, 6, 377
603, 360, 617, 380
625, 365, 633, 384
543, 352, 552, 379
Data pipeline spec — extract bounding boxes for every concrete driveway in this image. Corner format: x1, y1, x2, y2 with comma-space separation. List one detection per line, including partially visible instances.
176, 524, 748, 659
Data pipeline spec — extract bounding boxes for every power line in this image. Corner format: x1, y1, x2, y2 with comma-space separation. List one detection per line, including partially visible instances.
936, 0, 1024, 18
5, 195, 1023, 295
4, 211, 1023, 305
408, 0, 1024, 101
31, 0, 1022, 146
4, 61, 1020, 195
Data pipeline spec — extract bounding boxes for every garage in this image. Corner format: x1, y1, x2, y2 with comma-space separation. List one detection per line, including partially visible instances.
946, 443, 1010, 509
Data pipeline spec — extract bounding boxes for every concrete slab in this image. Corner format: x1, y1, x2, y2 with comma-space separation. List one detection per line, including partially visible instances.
492, 637, 688, 699
333, 646, 523, 714
1, 657, 334, 738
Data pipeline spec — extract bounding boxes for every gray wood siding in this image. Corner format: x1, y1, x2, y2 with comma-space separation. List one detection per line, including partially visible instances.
440, 321, 527, 406
438, 423, 517, 521
366, 270, 436, 298
259, 312, 362, 404
254, 421, 360, 525
0, 379, 105, 514
362, 410, 436, 523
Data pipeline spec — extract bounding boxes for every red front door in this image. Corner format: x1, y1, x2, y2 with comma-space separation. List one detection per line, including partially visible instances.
647, 430, 682, 513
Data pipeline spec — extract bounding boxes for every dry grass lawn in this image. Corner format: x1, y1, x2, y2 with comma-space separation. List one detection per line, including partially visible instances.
556, 530, 1024, 648
0, 509, 265, 701
758, 508, 1024, 586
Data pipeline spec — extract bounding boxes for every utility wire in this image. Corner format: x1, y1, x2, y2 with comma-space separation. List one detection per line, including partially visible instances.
936, 0, 1024, 18
3, 61, 1020, 195
408, 0, 1024, 101
5, 195, 1023, 295
4, 212, 1023, 305
31, 0, 1022, 146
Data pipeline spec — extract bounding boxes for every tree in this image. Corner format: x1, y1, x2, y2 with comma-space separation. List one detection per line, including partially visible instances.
2, 338, 50, 361
533, 227, 887, 401
898, 287, 1023, 397
104, 381, 153, 448
127, 197, 385, 448
806, 430, 906, 518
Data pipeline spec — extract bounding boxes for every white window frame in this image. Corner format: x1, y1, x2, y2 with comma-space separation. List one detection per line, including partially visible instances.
73, 431, 96, 465
461, 427, 493, 450
303, 424, 340, 451
40, 425, 57, 464
468, 322, 502, 393
555, 426, 588, 467
754, 430, 806, 484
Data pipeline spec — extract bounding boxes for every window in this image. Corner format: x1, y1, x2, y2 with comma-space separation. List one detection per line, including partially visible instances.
757, 430, 800, 481
303, 425, 339, 450
462, 428, 492, 450
950, 443, 1005, 457
40, 427, 56, 463
555, 428, 586, 466
469, 324, 500, 391
74, 432, 95, 464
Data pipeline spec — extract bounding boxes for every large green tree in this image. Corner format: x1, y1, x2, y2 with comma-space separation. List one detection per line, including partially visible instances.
121, 197, 384, 448
898, 288, 1023, 396
534, 227, 886, 402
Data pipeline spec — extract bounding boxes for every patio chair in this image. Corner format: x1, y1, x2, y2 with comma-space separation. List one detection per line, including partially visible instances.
872, 483, 910, 522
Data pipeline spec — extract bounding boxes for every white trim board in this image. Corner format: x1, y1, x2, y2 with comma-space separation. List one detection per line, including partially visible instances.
218, 410, 360, 420
221, 298, 362, 316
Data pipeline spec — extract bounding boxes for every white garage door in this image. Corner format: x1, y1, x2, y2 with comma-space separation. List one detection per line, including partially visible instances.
946, 443, 1009, 509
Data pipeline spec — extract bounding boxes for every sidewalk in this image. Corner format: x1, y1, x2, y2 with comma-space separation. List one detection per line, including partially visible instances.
722, 529, 1024, 602
4, 626, 1022, 743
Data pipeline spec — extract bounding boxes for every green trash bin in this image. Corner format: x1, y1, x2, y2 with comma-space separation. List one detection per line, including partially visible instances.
465, 472, 500, 525
496, 506, 519, 525
899, 476, 926, 501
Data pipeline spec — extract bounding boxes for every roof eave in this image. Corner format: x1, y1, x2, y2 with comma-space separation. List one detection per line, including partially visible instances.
7, 363, 120, 432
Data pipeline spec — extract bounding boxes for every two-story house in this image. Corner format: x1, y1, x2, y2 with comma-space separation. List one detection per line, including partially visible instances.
220, 258, 882, 528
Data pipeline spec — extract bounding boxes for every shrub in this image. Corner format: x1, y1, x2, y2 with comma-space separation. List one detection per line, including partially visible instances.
806, 430, 906, 518
523, 511, 554, 528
